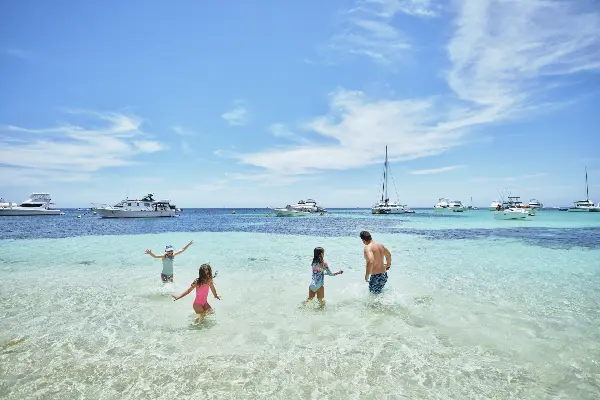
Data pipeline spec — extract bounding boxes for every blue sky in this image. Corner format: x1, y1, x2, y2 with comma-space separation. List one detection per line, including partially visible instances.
1, 0, 599, 208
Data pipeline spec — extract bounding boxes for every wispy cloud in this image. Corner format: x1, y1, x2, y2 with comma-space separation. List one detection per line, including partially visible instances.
171, 126, 197, 136
327, 0, 438, 64
229, 89, 466, 174
221, 101, 249, 126
3, 48, 33, 60
447, 0, 600, 116
227, 1, 600, 180
0, 110, 164, 186
410, 165, 464, 175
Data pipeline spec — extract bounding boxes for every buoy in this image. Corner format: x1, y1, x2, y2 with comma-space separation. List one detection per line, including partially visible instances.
232, 211, 236, 214
77, 215, 81, 219
93, 211, 97, 215
266, 214, 270, 217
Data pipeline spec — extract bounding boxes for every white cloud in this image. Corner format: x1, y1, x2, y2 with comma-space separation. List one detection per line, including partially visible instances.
410, 165, 464, 175
328, 0, 438, 63
171, 126, 197, 136
221, 101, 249, 126
228, 0, 600, 180
0, 110, 164, 186
447, 0, 600, 114
231, 89, 466, 174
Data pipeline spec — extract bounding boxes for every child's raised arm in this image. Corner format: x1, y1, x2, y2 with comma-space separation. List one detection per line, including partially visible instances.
174, 240, 194, 256
172, 282, 196, 301
145, 249, 163, 259
209, 280, 221, 300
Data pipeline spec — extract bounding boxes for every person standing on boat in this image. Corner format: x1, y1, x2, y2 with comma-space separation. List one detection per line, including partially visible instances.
145, 240, 194, 282
360, 231, 392, 294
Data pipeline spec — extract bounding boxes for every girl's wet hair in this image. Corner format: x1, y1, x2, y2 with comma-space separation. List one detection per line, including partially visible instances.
312, 247, 325, 267
195, 263, 218, 285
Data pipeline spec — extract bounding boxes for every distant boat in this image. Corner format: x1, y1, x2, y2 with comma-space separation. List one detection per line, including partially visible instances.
371, 146, 411, 214
528, 199, 543, 209
0, 193, 62, 216
567, 167, 600, 212
494, 208, 530, 220
95, 193, 180, 218
272, 205, 311, 217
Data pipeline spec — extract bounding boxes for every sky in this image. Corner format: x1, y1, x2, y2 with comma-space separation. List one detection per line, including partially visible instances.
1, 0, 599, 208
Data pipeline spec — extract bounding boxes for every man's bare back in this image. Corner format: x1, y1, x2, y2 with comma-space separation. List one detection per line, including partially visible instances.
364, 241, 389, 275
360, 231, 392, 294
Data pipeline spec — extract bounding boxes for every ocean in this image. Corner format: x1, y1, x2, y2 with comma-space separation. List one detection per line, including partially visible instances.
1, 209, 599, 399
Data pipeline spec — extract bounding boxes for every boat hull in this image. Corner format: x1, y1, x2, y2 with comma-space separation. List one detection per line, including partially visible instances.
273, 209, 311, 217
0, 208, 62, 216
372, 207, 406, 214
567, 207, 600, 212
96, 209, 178, 218
493, 210, 528, 220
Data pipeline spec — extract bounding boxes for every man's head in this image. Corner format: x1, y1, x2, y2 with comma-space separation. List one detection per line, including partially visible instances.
360, 231, 372, 244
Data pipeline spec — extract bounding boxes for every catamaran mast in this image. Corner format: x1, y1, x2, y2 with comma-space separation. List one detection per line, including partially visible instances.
586, 166, 589, 201
385, 146, 389, 204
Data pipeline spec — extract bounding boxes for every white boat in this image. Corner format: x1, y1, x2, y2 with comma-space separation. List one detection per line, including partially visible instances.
494, 208, 530, 220
434, 198, 450, 212
528, 199, 543, 208
95, 194, 179, 218
290, 199, 327, 213
371, 146, 411, 214
466, 197, 478, 210
449, 200, 466, 212
567, 168, 600, 212
272, 205, 311, 217
0, 193, 62, 216
567, 200, 600, 212
489, 200, 502, 211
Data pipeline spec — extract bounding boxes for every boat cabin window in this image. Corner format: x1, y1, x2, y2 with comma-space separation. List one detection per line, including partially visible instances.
144, 202, 150, 207
128, 203, 132, 206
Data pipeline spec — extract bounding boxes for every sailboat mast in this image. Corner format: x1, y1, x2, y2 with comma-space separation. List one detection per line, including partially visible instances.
385, 146, 389, 203
586, 166, 589, 201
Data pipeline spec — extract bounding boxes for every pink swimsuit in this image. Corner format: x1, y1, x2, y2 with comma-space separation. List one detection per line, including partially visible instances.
194, 284, 210, 306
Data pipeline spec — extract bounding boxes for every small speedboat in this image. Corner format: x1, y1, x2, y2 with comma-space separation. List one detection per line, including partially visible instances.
493, 208, 529, 220
272, 205, 311, 217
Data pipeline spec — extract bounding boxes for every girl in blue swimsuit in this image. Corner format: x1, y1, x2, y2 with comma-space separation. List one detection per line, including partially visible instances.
303, 247, 343, 307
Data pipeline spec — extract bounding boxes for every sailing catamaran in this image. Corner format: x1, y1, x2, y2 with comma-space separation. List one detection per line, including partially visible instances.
567, 167, 600, 212
371, 146, 413, 214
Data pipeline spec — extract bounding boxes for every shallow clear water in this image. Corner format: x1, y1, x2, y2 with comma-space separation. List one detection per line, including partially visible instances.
1, 210, 600, 399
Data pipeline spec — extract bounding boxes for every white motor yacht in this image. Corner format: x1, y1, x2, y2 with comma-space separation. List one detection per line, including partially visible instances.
95, 194, 179, 218
371, 146, 411, 214
0, 193, 62, 216
291, 199, 326, 213
434, 198, 450, 212
528, 199, 543, 209
448, 200, 466, 212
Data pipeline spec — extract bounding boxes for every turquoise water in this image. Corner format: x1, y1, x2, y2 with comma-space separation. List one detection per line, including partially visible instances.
1, 210, 600, 399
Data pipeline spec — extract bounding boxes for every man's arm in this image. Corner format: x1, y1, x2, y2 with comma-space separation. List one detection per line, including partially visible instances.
364, 246, 374, 281
384, 246, 392, 270
174, 240, 194, 256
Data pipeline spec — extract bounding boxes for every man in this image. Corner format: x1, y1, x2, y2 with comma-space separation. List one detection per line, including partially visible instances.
360, 231, 392, 294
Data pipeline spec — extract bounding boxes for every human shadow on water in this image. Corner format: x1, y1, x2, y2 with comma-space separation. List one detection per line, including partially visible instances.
364, 296, 430, 329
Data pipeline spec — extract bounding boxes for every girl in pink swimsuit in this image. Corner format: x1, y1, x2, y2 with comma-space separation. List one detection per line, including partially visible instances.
172, 264, 220, 316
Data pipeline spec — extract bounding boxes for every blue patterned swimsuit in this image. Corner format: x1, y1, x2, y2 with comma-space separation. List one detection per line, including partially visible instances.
309, 262, 333, 292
